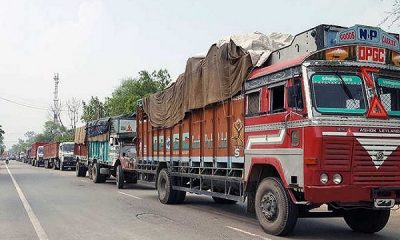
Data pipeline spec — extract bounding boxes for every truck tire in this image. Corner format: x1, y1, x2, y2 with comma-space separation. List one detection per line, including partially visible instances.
53, 160, 59, 170
255, 177, 298, 236
157, 168, 178, 204
176, 191, 186, 204
76, 163, 85, 177
212, 196, 237, 204
344, 208, 390, 233
116, 165, 124, 189
92, 163, 106, 183
125, 173, 138, 184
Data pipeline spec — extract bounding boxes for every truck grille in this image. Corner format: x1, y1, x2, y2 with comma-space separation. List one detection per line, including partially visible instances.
352, 138, 400, 185
353, 172, 400, 185
322, 137, 352, 170
352, 138, 400, 172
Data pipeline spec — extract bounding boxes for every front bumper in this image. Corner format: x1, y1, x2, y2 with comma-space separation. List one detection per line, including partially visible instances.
305, 185, 400, 204
62, 157, 76, 167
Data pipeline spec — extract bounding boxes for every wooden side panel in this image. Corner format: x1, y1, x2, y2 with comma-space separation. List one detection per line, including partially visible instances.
172, 123, 180, 162
165, 128, 171, 162
230, 96, 245, 165
191, 111, 202, 165
137, 97, 244, 169
216, 102, 229, 165
203, 107, 214, 166
181, 119, 190, 163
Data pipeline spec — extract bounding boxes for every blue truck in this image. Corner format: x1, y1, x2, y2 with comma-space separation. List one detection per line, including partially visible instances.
75, 115, 137, 188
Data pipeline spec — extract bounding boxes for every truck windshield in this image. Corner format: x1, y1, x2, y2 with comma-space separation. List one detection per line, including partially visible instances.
38, 147, 44, 154
376, 77, 400, 116
311, 74, 366, 114
62, 144, 74, 152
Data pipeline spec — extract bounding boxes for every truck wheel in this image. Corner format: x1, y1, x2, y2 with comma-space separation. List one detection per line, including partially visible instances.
76, 163, 84, 177
125, 173, 138, 184
92, 163, 106, 183
344, 208, 390, 233
157, 169, 178, 204
212, 196, 237, 204
255, 177, 298, 236
176, 191, 186, 204
116, 165, 124, 189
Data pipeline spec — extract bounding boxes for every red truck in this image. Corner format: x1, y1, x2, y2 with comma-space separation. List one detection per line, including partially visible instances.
74, 126, 88, 177
30, 142, 47, 167
133, 24, 400, 236
43, 142, 77, 171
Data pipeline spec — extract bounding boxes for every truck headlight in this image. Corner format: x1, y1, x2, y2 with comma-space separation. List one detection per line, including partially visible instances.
320, 173, 329, 184
333, 174, 342, 185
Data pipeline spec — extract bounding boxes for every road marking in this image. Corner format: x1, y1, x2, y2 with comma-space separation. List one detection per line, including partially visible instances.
226, 226, 271, 240
6, 165, 49, 240
118, 191, 142, 199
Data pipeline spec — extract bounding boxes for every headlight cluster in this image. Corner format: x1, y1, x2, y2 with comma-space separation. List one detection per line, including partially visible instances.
320, 173, 342, 185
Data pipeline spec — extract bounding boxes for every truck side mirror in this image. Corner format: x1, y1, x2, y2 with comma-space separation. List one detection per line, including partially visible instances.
288, 85, 303, 110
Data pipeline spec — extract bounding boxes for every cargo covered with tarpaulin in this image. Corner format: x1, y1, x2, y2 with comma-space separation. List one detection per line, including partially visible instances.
142, 32, 293, 128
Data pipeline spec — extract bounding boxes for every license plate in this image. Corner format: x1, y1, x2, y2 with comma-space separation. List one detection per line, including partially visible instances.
374, 199, 395, 208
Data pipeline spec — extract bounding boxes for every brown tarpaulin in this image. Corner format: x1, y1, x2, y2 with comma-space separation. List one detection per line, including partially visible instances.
74, 126, 86, 144
143, 40, 253, 128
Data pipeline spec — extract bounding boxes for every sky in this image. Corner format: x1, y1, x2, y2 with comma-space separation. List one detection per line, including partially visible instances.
0, 0, 396, 148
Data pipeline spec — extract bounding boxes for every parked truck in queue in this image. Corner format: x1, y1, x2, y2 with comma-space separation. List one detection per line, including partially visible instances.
30, 142, 47, 167
75, 115, 137, 189
130, 24, 400, 236
43, 142, 76, 170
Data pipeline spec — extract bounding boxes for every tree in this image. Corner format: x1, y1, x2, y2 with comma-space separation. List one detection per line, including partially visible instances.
380, 0, 400, 28
34, 121, 66, 142
55, 129, 74, 142
81, 96, 106, 122
66, 97, 81, 129
9, 131, 37, 156
105, 69, 171, 116
0, 125, 5, 155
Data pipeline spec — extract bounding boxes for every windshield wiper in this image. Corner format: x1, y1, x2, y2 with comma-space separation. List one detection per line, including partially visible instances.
335, 72, 354, 99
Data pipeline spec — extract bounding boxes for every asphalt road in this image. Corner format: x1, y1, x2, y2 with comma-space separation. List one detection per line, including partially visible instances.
1, 160, 399, 240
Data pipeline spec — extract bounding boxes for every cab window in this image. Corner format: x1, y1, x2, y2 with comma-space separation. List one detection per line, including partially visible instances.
270, 84, 285, 113
246, 91, 260, 116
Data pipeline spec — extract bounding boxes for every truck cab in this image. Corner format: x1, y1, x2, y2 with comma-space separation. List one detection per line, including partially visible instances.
243, 24, 400, 235
59, 142, 76, 170
76, 115, 137, 188
36, 146, 44, 167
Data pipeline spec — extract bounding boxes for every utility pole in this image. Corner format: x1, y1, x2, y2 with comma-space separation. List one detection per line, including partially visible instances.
53, 73, 60, 124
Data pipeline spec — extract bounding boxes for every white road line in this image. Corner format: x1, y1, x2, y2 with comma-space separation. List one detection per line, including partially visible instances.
6, 165, 49, 240
226, 226, 271, 240
118, 191, 142, 199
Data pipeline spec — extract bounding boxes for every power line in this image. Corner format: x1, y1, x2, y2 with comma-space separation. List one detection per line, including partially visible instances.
0, 96, 68, 111
0, 96, 49, 111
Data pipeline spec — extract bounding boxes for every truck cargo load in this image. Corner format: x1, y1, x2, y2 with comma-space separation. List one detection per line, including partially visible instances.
136, 24, 400, 236
75, 115, 137, 188
30, 142, 47, 167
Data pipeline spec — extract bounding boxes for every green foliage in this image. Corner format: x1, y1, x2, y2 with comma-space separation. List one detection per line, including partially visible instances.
81, 96, 107, 122
36, 121, 66, 142
0, 124, 4, 154
10, 121, 70, 155
54, 129, 74, 142
105, 69, 171, 116
9, 131, 37, 155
